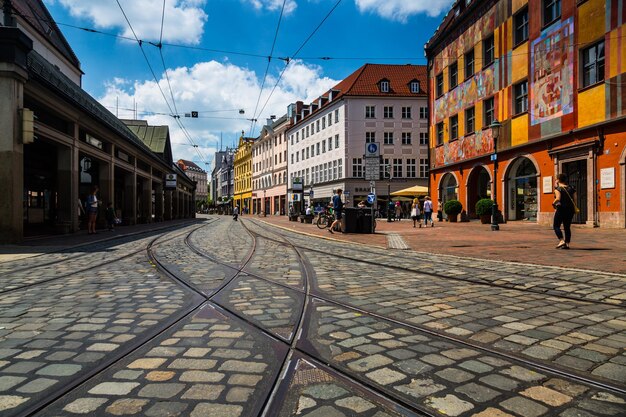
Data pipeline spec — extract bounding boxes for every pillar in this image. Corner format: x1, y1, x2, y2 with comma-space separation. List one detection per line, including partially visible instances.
56, 145, 72, 226
98, 160, 113, 228
0, 28, 32, 243
124, 171, 136, 225
155, 182, 163, 222
141, 177, 151, 223
164, 189, 172, 221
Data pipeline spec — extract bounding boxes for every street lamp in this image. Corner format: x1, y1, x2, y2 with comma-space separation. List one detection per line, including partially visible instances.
386, 165, 393, 222
490, 119, 502, 231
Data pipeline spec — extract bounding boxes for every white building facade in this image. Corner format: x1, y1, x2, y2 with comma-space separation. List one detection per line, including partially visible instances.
252, 116, 289, 215
287, 64, 429, 214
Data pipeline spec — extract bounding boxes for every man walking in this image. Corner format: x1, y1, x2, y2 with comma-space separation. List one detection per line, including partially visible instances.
328, 189, 344, 234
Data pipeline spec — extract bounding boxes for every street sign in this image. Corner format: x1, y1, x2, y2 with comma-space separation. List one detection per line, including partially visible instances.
367, 193, 376, 204
309, 190, 314, 198
490, 154, 497, 161
365, 142, 380, 157
365, 157, 380, 181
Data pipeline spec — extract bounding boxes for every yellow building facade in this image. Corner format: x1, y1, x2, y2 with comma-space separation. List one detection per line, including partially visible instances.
233, 135, 253, 213
426, 0, 626, 228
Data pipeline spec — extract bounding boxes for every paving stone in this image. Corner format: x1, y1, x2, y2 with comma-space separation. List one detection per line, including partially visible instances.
500, 366, 546, 382
225, 386, 253, 402
0, 395, 29, 412
521, 386, 573, 406
591, 363, 626, 383
435, 368, 474, 383
62, 397, 109, 414
300, 405, 346, 417
89, 382, 140, 396
36, 364, 82, 376
480, 375, 519, 391
190, 403, 243, 417
105, 398, 149, 415
335, 396, 375, 413
395, 378, 445, 398
472, 408, 516, 417
347, 354, 393, 372
500, 396, 548, 417
16, 378, 57, 393
303, 383, 349, 400
425, 394, 474, 416
455, 382, 501, 402
181, 384, 224, 400
365, 367, 405, 385
0, 376, 27, 390
144, 401, 188, 417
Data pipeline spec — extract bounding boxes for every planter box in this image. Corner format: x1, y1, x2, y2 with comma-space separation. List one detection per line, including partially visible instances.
480, 215, 491, 224
448, 214, 458, 222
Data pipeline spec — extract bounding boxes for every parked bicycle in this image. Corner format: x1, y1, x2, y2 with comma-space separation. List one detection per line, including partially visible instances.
316, 208, 334, 229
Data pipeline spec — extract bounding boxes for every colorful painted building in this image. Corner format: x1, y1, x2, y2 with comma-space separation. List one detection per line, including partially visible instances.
233, 134, 253, 213
425, 0, 626, 228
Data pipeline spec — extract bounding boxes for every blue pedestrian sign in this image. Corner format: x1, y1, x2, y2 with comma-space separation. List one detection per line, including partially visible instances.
367, 193, 376, 204
365, 142, 380, 157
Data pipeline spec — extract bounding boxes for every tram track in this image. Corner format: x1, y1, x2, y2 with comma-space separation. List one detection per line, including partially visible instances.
242, 218, 626, 397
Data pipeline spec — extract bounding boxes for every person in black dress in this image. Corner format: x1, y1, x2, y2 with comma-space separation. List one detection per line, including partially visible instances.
553, 173, 576, 249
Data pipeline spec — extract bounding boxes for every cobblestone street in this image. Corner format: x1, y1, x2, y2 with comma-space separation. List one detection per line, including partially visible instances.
0, 216, 625, 417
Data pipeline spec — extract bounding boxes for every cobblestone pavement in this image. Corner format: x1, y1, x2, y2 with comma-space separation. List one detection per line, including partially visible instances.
2, 216, 626, 417
299, 299, 626, 416
36, 304, 287, 417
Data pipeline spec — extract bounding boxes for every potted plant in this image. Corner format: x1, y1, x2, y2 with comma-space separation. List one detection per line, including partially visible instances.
443, 200, 463, 222
475, 198, 494, 224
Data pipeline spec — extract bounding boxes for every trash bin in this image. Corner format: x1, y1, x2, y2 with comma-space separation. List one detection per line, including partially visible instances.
343, 208, 358, 233
344, 208, 374, 233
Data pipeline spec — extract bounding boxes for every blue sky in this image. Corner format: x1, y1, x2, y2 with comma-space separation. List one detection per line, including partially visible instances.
43, 0, 452, 169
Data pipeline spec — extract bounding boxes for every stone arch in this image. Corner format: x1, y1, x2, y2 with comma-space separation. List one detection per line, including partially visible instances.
465, 165, 492, 217
504, 155, 541, 222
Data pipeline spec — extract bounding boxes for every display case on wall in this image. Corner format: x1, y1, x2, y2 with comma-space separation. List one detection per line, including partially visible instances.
523, 183, 537, 221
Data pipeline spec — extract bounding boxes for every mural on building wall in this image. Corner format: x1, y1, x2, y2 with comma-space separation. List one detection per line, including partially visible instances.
530, 18, 574, 126
435, 128, 494, 167
434, 7, 496, 74
434, 64, 498, 123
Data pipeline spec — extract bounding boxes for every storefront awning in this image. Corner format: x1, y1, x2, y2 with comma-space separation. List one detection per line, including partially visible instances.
390, 185, 429, 197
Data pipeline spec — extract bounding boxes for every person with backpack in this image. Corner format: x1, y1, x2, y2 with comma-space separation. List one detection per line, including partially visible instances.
553, 173, 577, 249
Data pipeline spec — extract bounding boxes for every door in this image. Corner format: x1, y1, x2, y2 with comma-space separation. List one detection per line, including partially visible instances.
562, 160, 587, 224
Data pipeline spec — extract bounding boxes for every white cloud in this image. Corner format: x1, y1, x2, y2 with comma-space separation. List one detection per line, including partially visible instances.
243, 0, 298, 15
49, 0, 208, 44
98, 60, 337, 168
354, 0, 453, 21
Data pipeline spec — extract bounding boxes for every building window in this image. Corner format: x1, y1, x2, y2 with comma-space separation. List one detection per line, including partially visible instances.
419, 132, 428, 145
316, 120, 320, 133
328, 137, 332, 150
436, 73, 444, 97
332, 160, 337, 180
465, 106, 475, 133
383, 132, 394, 145
483, 35, 495, 67
402, 106, 412, 119
322, 118, 325, 129
291, 154, 294, 164
380, 80, 389, 92
335, 109, 339, 123
450, 115, 458, 141
338, 159, 343, 178
393, 158, 402, 178
419, 107, 428, 119
419, 158, 429, 178
401, 132, 412, 145
380, 158, 390, 179
306, 147, 309, 159
383, 106, 394, 119
352, 158, 363, 178
449, 61, 458, 89
306, 126, 309, 138
514, 81, 528, 114
410, 81, 420, 93
436, 122, 444, 145
316, 143, 320, 155
544, 0, 561, 26
322, 140, 326, 153
296, 152, 299, 162
515, 7, 529, 45
484, 97, 495, 127
465, 49, 474, 79
335, 134, 339, 148
582, 41, 605, 88
366, 132, 376, 143
365, 106, 376, 118
328, 113, 332, 126
407, 159, 416, 178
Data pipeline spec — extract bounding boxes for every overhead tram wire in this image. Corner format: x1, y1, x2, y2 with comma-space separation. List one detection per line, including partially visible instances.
252, 0, 343, 131
247, 0, 288, 138
114, 0, 209, 168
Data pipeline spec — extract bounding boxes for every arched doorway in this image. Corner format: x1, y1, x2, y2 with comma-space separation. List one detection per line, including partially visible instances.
439, 173, 459, 219
506, 157, 538, 221
467, 166, 491, 218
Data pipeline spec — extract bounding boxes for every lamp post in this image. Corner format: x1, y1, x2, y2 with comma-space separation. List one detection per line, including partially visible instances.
386, 165, 393, 222
490, 119, 502, 231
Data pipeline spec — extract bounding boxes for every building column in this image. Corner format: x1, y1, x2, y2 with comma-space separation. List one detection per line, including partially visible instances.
56, 145, 73, 231
98, 160, 113, 228
155, 182, 163, 222
0, 28, 32, 243
125, 171, 136, 225
164, 189, 172, 220
142, 177, 152, 223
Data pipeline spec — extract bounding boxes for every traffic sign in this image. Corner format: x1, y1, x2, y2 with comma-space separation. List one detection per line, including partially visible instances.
365, 142, 380, 157
365, 157, 380, 180
367, 193, 376, 204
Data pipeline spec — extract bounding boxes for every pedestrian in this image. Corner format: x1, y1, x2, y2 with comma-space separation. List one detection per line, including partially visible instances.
395, 201, 402, 221
423, 196, 434, 227
86, 185, 99, 234
411, 198, 422, 228
233, 205, 240, 221
328, 188, 344, 234
553, 173, 577, 249
105, 202, 117, 231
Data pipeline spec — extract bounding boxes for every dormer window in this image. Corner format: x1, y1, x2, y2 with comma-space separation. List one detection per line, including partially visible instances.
410, 80, 420, 93
379, 80, 390, 93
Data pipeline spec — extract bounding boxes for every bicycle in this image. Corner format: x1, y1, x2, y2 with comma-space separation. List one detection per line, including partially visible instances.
316, 209, 334, 229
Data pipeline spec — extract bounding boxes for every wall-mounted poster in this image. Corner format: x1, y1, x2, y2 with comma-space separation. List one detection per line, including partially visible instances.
435, 129, 494, 167
542, 176, 553, 194
530, 18, 574, 126
600, 168, 615, 189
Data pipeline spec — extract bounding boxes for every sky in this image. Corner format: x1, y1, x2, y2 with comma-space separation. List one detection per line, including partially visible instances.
42, 0, 453, 171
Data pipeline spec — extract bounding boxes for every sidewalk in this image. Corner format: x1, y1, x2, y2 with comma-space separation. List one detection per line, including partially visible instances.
0, 218, 204, 263
252, 214, 626, 274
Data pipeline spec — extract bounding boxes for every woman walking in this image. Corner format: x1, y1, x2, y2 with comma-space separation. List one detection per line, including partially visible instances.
411, 198, 421, 228
553, 173, 576, 249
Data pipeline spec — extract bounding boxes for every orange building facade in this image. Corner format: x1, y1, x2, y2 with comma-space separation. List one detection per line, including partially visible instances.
426, 0, 626, 228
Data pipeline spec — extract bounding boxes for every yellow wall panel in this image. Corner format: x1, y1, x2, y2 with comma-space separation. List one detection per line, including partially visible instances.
511, 114, 528, 147
610, 29, 619, 78
578, 85, 605, 128
578, 0, 605, 45
459, 110, 465, 137
512, 0, 528, 14
476, 101, 483, 130
512, 43, 528, 83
